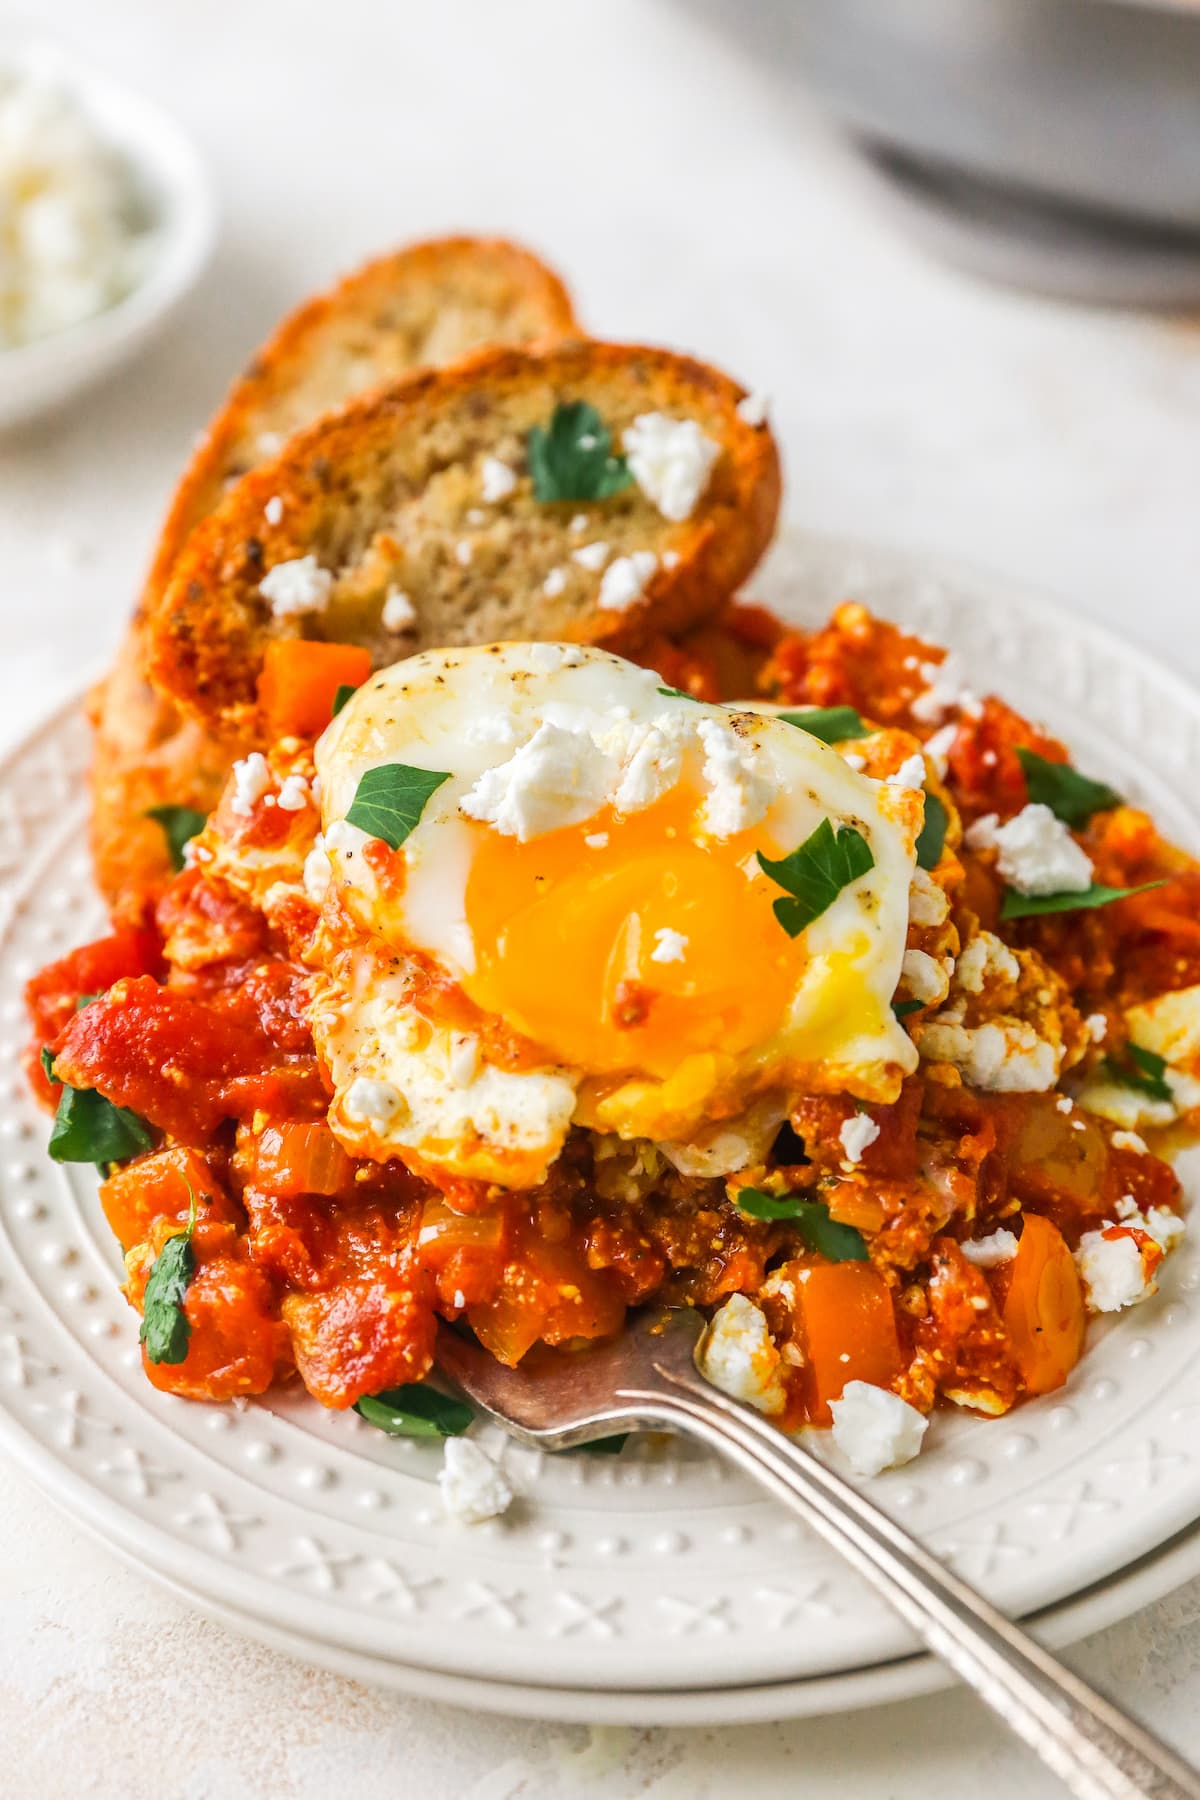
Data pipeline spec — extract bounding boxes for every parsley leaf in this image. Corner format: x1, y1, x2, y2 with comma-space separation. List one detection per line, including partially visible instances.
1100, 1042, 1174, 1103
657, 685, 698, 701
354, 1384, 473, 1439
757, 819, 875, 937
736, 1190, 869, 1262
527, 401, 632, 503
778, 705, 866, 745
145, 804, 207, 873
140, 1188, 198, 1366
915, 790, 948, 871
345, 763, 452, 850
1016, 748, 1121, 827
40, 1045, 57, 1084
892, 998, 924, 1019
1000, 879, 1164, 920
331, 682, 358, 717
48, 1083, 154, 1167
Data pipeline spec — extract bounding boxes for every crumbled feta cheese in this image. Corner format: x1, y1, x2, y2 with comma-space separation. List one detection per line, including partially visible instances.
598, 551, 657, 611
960, 1228, 1019, 1267
967, 804, 1093, 896
1111, 1129, 1148, 1155
1075, 1229, 1157, 1313
275, 773, 310, 813
584, 832, 609, 849
954, 930, 1020, 995
901, 948, 952, 1007
230, 752, 273, 817
264, 495, 284, 526
479, 455, 518, 503
257, 430, 284, 457
438, 1438, 513, 1524
698, 1294, 787, 1415
696, 717, 775, 838
887, 752, 926, 791
910, 654, 975, 726
839, 1113, 880, 1165
623, 413, 720, 521
841, 752, 866, 772
736, 390, 770, 427
1056, 1095, 1074, 1115
1086, 1013, 1108, 1043
572, 540, 609, 571
662, 549, 680, 569
455, 540, 472, 567
460, 722, 614, 842
918, 1016, 1061, 1092
343, 1076, 404, 1125
829, 1381, 928, 1477
909, 867, 950, 928
570, 513, 589, 532
382, 589, 417, 632
1143, 1206, 1186, 1253
303, 834, 331, 900
922, 723, 958, 777
650, 927, 688, 965
610, 720, 684, 814
543, 566, 567, 598
259, 555, 334, 618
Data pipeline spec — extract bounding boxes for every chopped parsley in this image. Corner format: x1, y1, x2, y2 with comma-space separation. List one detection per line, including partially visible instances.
48, 1081, 154, 1169
145, 804, 207, 872
657, 684, 698, 701
1016, 748, 1121, 827
140, 1188, 198, 1367
736, 1190, 869, 1262
1000, 879, 1164, 920
331, 682, 359, 717
1100, 1042, 1174, 1104
354, 1384, 473, 1439
892, 998, 924, 1020
345, 762, 452, 850
914, 790, 948, 871
777, 705, 866, 745
757, 818, 875, 937
527, 401, 632, 503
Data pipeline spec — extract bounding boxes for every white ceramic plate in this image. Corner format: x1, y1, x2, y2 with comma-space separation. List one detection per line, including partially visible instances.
0, 41, 217, 428
2, 532, 1199, 1720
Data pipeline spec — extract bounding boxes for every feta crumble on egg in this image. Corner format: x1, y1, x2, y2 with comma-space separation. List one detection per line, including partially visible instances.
623, 412, 721, 521
259, 555, 334, 618
887, 752, 926, 791
839, 1112, 880, 1165
598, 550, 657, 612
343, 1077, 404, 1126
460, 721, 614, 842
696, 717, 775, 838
479, 455, 518, 502
699, 1294, 787, 1415
1075, 1229, 1158, 1313
829, 1381, 928, 1477
900, 948, 952, 1009
966, 804, 1093, 896
650, 926, 688, 964
959, 1228, 1019, 1268
382, 589, 417, 632
302, 834, 331, 900
230, 752, 272, 817
438, 1438, 514, 1524
275, 774, 310, 812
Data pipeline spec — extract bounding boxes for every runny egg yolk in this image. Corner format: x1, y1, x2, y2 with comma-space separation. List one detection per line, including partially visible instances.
461, 787, 808, 1076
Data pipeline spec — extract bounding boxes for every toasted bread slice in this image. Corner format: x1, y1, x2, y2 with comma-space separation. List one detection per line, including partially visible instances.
147, 342, 781, 731
91, 237, 579, 910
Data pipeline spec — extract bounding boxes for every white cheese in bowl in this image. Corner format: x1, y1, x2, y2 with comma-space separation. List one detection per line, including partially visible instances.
0, 63, 153, 349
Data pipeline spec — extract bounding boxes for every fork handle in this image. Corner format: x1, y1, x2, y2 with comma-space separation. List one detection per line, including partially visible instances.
622, 1363, 1199, 1800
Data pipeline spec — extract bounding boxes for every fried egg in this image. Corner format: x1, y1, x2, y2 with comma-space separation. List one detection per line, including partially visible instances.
309, 643, 922, 1187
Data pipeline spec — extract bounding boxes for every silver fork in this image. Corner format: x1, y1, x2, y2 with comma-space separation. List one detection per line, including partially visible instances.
436, 1309, 1200, 1800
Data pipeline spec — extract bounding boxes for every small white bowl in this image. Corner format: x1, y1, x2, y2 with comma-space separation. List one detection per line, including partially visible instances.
0, 42, 217, 430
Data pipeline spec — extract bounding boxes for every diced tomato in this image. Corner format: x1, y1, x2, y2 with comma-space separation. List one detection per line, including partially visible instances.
761, 602, 939, 728
946, 696, 1066, 825
242, 1185, 339, 1288
468, 1231, 626, 1365
53, 974, 298, 1142
791, 1079, 923, 1181
793, 1261, 902, 1424
26, 924, 161, 1075
243, 1121, 356, 1198
257, 639, 373, 740
282, 1258, 437, 1408
101, 1147, 237, 1250
125, 1221, 290, 1402
920, 1239, 1019, 1415
156, 873, 267, 973
1000, 1214, 1086, 1398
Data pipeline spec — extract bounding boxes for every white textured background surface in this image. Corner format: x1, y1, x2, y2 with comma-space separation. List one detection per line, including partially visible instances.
2, 1, 1200, 1793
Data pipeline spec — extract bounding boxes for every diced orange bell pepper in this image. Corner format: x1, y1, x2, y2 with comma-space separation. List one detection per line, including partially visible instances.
795, 1262, 902, 1424
1001, 1213, 1086, 1397
257, 639, 373, 741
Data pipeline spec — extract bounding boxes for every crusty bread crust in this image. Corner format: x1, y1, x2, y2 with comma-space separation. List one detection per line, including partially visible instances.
147, 341, 781, 731
91, 237, 580, 910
